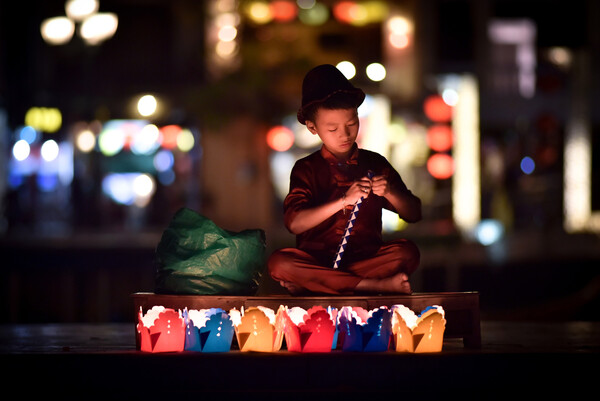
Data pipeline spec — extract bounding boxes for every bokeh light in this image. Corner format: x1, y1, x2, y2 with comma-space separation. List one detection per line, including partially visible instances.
153, 150, 174, 172
133, 174, 155, 198
76, 129, 96, 153
216, 40, 239, 58
160, 125, 181, 150
245, 1, 273, 24
137, 95, 157, 117
366, 62, 386, 81
475, 219, 504, 246
131, 124, 161, 155
426, 125, 453, 152
12, 140, 31, 161
218, 25, 238, 42
19, 126, 38, 144
177, 129, 195, 152
41, 140, 59, 162
25, 107, 62, 133
102, 173, 155, 206
442, 88, 459, 106
267, 125, 295, 152
40, 17, 75, 45
65, 0, 99, 21
296, 0, 315, 9
336, 61, 356, 80
37, 174, 59, 192
427, 153, 454, 179
389, 32, 409, 49
98, 127, 126, 156
270, 1, 298, 22
387, 15, 411, 35
520, 156, 535, 175
298, 2, 328, 25
79, 12, 118, 45
424, 94, 453, 122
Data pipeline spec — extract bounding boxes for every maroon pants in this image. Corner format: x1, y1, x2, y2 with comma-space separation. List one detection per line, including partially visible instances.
268, 239, 420, 295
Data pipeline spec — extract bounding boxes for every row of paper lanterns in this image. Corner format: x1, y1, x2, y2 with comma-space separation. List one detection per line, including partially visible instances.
137, 304, 446, 354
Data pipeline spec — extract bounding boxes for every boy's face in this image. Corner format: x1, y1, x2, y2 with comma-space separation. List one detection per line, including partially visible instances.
306, 108, 359, 159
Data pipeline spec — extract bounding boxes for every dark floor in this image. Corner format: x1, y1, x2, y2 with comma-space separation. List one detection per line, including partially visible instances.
2, 230, 599, 398
1, 320, 599, 399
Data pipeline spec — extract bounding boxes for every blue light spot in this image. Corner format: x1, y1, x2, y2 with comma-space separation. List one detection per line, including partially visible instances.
475, 219, 504, 246
19, 126, 38, 144
520, 156, 535, 175
37, 174, 58, 192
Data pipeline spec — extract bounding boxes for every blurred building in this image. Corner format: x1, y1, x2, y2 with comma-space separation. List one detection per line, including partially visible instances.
0, 0, 599, 244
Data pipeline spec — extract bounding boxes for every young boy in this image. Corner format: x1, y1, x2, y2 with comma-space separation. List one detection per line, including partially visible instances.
268, 64, 422, 295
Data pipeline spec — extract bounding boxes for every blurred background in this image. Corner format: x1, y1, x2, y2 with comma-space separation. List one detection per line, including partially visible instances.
0, 0, 598, 324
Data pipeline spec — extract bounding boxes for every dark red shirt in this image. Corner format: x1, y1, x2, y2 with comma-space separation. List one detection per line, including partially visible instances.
283, 144, 414, 265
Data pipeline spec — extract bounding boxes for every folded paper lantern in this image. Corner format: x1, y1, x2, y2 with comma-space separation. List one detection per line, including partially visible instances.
183, 308, 234, 352
280, 306, 337, 353
137, 306, 186, 353
337, 306, 393, 352
229, 306, 285, 352
391, 305, 446, 353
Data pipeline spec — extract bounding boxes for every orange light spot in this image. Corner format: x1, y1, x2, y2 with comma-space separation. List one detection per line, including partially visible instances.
266, 126, 294, 152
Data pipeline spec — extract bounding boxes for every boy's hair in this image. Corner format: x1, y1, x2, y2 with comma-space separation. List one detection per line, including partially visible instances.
301, 92, 360, 123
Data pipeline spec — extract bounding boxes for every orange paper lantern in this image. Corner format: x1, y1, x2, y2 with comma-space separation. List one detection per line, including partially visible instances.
391, 305, 446, 353
230, 306, 285, 352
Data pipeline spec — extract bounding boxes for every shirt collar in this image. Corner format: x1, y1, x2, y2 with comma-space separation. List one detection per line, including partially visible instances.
320, 143, 359, 165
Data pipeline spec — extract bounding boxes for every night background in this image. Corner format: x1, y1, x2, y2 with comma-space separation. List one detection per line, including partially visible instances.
1, 0, 599, 324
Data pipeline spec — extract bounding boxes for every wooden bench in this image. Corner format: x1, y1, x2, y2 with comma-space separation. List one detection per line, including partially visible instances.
132, 291, 481, 349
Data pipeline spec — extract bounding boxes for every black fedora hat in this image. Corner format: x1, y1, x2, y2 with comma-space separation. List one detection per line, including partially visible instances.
297, 64, 365, 125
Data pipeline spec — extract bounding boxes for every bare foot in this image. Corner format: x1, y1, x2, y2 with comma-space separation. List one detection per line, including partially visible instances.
389, 272, 412, 294
355, 272, 412, 294
280, 281, 304, 295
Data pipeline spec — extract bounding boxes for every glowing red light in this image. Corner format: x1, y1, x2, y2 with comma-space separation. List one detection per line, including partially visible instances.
427, 153, 454, 179
267, 125, 294, 152
423, 95, 453, 123
270, 1, 297, 23
333, 1, 355, 24
426, 124, 453, 152
161, 125, 181, 150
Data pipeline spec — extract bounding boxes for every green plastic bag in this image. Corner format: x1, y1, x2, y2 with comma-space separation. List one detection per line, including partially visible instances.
155, 208, 266, 295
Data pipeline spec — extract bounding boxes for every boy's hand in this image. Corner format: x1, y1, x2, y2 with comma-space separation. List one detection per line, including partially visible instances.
344, 176, 372, 205
371, 175, 390, 197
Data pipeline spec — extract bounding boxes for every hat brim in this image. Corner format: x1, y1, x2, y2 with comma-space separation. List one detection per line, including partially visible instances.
297, 88, 366, 125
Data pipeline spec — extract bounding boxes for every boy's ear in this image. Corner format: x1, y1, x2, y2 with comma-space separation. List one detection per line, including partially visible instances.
306, 120, 318, 135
